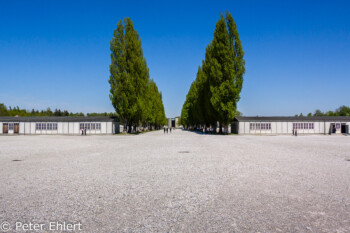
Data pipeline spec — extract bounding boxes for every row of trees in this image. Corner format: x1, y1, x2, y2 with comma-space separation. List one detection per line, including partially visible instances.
109, 17, 167, 133
0, 103, 116, 117
180, 12, 245, 133
296, 105, 350, 117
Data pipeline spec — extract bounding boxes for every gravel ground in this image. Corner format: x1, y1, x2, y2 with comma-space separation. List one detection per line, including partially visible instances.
0, 130, 349, 232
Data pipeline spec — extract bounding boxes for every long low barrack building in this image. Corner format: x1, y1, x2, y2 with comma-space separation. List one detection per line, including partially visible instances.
231, 116, 350, 135
0, 116, 120, 135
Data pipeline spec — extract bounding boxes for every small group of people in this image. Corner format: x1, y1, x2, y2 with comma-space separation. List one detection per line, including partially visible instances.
292, 129, 298, 136
199, 127, 216, 134
164, 127, 173, 134
81, 127, 87, 135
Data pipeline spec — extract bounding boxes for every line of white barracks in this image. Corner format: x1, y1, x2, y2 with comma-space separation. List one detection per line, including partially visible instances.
0, 116, 120, 135
1, 116, 349, 135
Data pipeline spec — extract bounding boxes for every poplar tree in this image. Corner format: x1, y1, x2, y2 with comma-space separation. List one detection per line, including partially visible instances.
109, 20, 129, 128
203, 13, 237, 131
181, 12, 245, 132
109, 17, 166, 132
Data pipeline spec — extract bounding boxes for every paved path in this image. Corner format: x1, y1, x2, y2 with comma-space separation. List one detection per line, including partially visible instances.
0, 130, 349, 232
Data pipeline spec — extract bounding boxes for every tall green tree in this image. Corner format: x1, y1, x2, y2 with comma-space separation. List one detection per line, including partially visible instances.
109, 20, 129, 125
109, 17, 166, 132
148, 79, 167, 128
0, 103, 9, 116
181, 12, 245, 132
336, 105, 350, 116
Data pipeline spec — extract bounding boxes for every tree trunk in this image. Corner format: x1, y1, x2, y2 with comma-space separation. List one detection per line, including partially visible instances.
128, 122, 132, 133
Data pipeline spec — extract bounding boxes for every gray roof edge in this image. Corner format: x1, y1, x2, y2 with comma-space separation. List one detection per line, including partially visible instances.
0, 116, 119, 122
234, 116, 350, 122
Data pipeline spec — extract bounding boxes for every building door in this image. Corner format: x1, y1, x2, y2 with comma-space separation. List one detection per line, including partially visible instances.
329, 123, 335, 134
341, 124, 349, 134
14, 123, 19, 134
3, 123, 8, 134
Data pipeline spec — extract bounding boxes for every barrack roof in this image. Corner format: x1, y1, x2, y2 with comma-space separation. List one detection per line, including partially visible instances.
234, 116, 350, 122
0, 116, 119, 122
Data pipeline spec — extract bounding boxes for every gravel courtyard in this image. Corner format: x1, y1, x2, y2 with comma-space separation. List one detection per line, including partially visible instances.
0, 130, 349, 232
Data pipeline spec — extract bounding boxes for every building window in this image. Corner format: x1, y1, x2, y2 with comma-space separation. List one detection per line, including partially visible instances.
91, 123, 96, 130
250, 123, 255, 130
9, 123, 14, 130
53, 123, 57, 130
80, 123, 84, 130
293, 122, 315, 130
84, 123, 91, 130
267, 123, 271, 130
256, 123, 260, 130
42, 123, 47, 130
96, 123, 101, 130
48, 123, 52, 130
36, 123, 41, 130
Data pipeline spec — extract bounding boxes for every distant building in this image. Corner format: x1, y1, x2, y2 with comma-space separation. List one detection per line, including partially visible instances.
0, 116, 120, 135
168, 117, 180, 128
232, 116, 350, 135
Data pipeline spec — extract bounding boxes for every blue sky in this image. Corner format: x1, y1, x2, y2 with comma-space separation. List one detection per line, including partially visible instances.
0, 0, 349, 117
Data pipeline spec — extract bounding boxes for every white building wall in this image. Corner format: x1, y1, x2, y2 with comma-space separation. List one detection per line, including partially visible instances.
282, 122, 287, 134
28, 122, 35, 134
315, 122, 321, 134
325, 122, 331, 134
107, 122, 112, 134
276, 122, 281, 134
62, 122, 69, 134
58, 123, 63, 134
238, 122, 243, 134
74, 123, 80, 134
238, 120, 350, 135
23, 122, 29, 134
19, 122, 24, 134
245, 122, 249, 134
0, 121, 118, 135
68, 122, 74, 134
101, 122, 107, 134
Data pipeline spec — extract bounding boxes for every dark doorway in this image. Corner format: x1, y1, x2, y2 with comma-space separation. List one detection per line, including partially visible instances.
3, 123, 8, 134
232, 122, 239, 134
341, 124, 349, 134
14, 123, 19, 134
171, 119, 175, 128
329, 123, 336, 134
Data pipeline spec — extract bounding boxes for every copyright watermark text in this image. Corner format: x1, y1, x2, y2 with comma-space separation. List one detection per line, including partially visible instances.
0, 222, 10, 232
0, 221, 82, 232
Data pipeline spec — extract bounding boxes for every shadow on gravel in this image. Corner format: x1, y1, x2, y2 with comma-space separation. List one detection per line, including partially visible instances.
182, 129, 231, 136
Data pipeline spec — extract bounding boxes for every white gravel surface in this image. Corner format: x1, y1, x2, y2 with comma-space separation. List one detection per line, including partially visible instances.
0, 130, 349, 232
